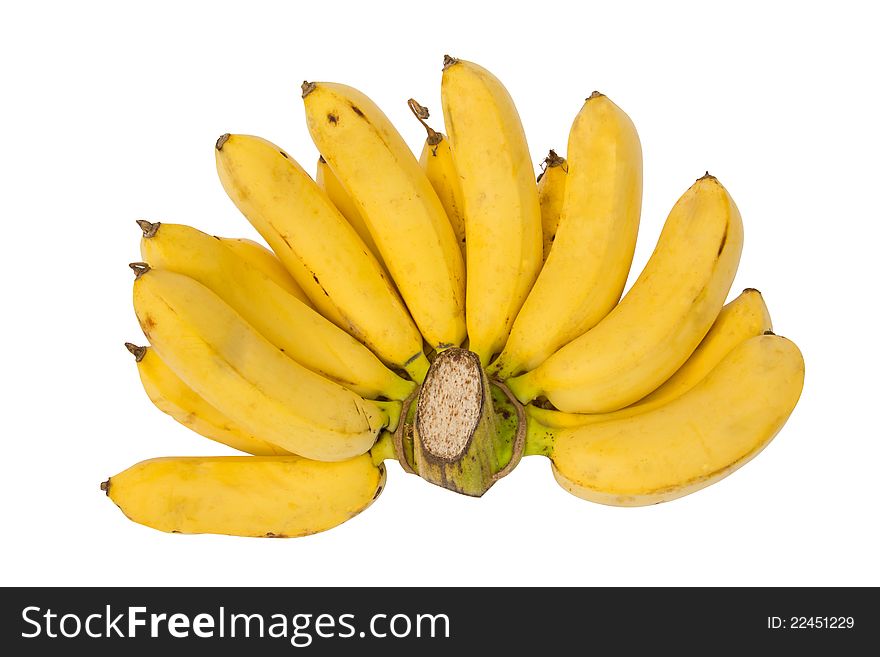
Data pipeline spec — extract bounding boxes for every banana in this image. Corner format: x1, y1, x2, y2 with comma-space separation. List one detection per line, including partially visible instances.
408, 99, 467, 260
131, 265, 399, 461
215, 133, 430, 382
441, 56, 543, 365
101, 455, 385, 537
138, 221, 414, 400
124, 343, 289, 456
217, 235, 311, 305
302, 81, 466, 351
527, 288, 772, 428
537, 150, 567, 262
315, 155, 386, 268
508, 174, 743, 413
529, 334, 804, 506
489, 94, 642, 379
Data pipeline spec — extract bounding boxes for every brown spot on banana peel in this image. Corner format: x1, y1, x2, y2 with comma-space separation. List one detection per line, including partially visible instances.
327, 113, 338, 125
717, 223, 729, 256
124, 342, 147, 362
215, 133, 230, 150
349, 103, 365, 117
136, 219, 160, 238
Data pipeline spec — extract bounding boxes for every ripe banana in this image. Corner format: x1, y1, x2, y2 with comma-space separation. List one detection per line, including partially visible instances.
215, 133, 430, 382
490, 94, 642, 379
528, 334, 804, 506
537, 150, 567, 262
125, 343, 289, 456
302, 82, 466, 351
102, 455, 385, 537
315, 155, 386, 268
508, 174, 743, 413
217, 235, 311, 306
132, 265, 399, 461
138, 221, 414, 401
408, 99, 467, 260
441, 56, 542, 365
527, 288, 772, 428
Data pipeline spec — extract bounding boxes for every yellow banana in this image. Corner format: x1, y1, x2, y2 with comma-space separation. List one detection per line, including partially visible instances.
138, 221, 413, 401
531, 334, 804, 506
132, 265, 399, 461
537, 150, 567, 262
125, 343, 288, 456
635, 287, 771, 406
441, 56, 543, 365
215, 133, 430, 382
217, 235, 311, 305
302, 81, 466, 351
508, 174, 743, 413
315, 155, 386, 268
101, 455, 385, 537
527, 288, 772, 428
490, 94, 642, 379
408, 99, 467, 260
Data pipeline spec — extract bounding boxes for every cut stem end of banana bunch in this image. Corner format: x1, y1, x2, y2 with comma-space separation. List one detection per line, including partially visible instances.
391, 349, 526, 497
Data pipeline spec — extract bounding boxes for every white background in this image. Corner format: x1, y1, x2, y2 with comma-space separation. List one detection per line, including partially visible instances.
1, 0, 877, 587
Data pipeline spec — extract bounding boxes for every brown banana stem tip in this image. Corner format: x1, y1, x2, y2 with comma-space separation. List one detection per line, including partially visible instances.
392, 391, 418, 474
124, 342, 147, 362
442, 54, 458, 70
301, 81, 317, 98
763, 329, 776, 336
543, 149, 565, 169
100, 479, 110, 494
215, 133, 230, 151
129, 262, 151, 278
136, 219, 160, 238
490, 380, 527, 482
743, 287, 762, 295
407, 99, 442, 145
698, 171, 716, 181
587, 90, 604, 101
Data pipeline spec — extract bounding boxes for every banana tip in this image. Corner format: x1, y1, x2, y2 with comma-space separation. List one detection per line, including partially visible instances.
544, 150, 565, 168
697, 171, 717, 181
215, 133, 230, 151
100, 479, 110, 495
129, 262, 151, 278
442, 55, 458, 70
587, 90, 605, 101
136, 219, 160, 238
301, 81, 316, 98
742, 287, 762, 296
125, 342, 147, 362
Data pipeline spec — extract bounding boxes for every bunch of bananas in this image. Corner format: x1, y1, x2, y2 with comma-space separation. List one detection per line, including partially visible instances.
104, 56, 804, 538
